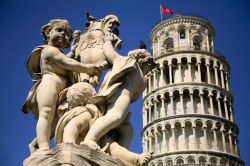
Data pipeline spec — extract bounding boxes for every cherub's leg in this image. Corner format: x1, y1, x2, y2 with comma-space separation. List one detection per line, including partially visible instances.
63, 112, 92, 144
29, 138, 38, 154
115, 121, 133, 149
36, 87, 58, 151
83, 87, 131, 149
28, 118, 58, 154
108, 141, 153, 165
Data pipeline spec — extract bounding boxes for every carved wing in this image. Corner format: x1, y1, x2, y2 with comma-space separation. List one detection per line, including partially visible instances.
26, 45, 45, 82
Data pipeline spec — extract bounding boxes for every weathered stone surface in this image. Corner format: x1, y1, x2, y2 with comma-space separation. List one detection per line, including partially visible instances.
24, 143, 135, 166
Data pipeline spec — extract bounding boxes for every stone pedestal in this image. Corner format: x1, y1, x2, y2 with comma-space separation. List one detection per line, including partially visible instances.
24, 143, 135, 166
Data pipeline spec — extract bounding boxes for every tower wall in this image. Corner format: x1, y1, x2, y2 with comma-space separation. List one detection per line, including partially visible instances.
142, 15, 244, 166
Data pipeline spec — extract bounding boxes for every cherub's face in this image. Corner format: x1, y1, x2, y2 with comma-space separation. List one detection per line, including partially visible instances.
48, 23, 71, 49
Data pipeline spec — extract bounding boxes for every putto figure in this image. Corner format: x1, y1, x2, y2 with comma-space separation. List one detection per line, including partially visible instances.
23, 15, 154, 166
23, 19, 101, 152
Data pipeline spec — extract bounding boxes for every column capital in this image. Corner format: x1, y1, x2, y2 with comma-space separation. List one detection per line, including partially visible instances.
202, 126, 207, 130
211, 127, 217, 131
216, 93, 221, 100
220, 126, 226, 132
187, 58, 192, 64
205, 62, 211, 66
208, 91, 213, 97
213, 64, 219, 68
223, 96, 228, 102
154, 131, 159, 136
219, 65, 224, 71
229, 130, 233, 135
148, 133, 154, 138
153, 68, 160, 73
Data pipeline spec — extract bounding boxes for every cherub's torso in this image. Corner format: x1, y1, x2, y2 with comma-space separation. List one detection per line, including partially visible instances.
39, 46, 69, 91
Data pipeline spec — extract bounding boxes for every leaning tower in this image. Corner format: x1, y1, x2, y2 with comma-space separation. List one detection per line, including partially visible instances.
141, 14, 244, 166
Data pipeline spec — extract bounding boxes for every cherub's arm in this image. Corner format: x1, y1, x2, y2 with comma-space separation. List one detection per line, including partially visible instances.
103, 33, 123, 65
44, 46, 101, 76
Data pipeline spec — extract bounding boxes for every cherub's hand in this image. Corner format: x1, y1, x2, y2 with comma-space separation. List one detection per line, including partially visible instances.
84, 64, 102, 76
71, 30, 81, 53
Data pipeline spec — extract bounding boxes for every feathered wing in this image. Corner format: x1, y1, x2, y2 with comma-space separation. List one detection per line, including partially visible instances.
26, 45, 45, 82
22, 45, 45, 118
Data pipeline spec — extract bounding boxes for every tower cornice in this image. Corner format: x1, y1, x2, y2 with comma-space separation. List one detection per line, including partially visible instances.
150, 15, 215, 43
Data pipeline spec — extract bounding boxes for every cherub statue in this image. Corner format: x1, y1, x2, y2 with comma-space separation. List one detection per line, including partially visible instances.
82, 32, 155, 162
54, 82, 152, 166
22, 19, 101, 152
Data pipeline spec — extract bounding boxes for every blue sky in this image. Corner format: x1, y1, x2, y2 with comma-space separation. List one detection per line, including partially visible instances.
1, 0, 250, 165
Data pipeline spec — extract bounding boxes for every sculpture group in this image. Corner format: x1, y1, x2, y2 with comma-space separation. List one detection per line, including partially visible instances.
23, 14, 154, 166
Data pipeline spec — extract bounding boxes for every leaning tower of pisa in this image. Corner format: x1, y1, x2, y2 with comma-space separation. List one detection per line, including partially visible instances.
141, 14, 244, 166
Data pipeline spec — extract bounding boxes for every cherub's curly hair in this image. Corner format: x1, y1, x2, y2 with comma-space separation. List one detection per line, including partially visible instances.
41, 19, 73, 48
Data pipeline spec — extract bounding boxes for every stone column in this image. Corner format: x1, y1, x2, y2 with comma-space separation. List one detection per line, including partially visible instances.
144, 136, 149, 152
192, 126, 197, 149
187, 28, 191, 49
202, 126, 208, 150
142, 137, 146, 152
188, 61, 192, 82
197, 61, 202, 82
170, 95, 175, 115
149, 134, 153, 152
211, 37, 215, 52
200, 93, 205, 114
178, 62, 182, 83
142, 109, 146, 127
182, 126, 187, 149
214, 64, 219, 86
145, 108, 148, 125
224, 97, 229, 120
206, 62, 211, 83
148, 106, 152, 123
235, 138, 239, 156
220, 67, 225, 88
159, 66, 166, 86
208, 92, 214, 115
229, 130, 233, 154
162, 129, 167, 152
154, 100, 158, 120
225, 72, 230, 91
221, 127, 226, 152
171, 127, 176, 151
160, 96, 166, 117
153, 69, 157, 90
190, 93, 195, 113
217, 95, 222, 117
212, 127, 218, 151
180, 93, 185, 114
154, 132, 159, 153
229, 101, 234, 122
169, 64, 173, 84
